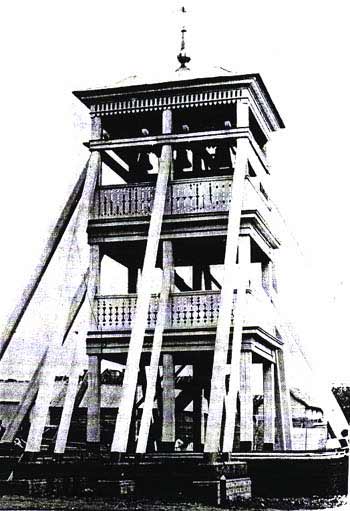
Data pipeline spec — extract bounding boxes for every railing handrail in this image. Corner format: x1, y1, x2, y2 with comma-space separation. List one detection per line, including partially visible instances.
95, 287, 256, 302
96, 174, 233, 191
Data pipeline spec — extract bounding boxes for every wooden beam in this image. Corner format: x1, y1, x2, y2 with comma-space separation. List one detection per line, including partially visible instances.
0, 160, 89, 360
204, 137, 249, 454
89, 128, 250, 151
111, 110, 172, 453
136, 241, 174, 454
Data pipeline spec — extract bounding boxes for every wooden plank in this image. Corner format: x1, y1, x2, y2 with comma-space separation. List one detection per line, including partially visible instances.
111, 110, 172, 453
204, 138, 249, 453
136, 241, 173, 454
0, 160, 89, 360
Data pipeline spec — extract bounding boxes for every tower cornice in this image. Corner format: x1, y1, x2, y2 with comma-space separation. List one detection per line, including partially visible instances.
73, 73, 284, 132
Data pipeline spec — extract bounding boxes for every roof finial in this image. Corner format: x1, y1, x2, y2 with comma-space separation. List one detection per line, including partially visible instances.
176, 6, 191, 71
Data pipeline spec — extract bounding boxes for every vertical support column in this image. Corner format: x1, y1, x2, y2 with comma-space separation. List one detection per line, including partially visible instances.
136, 240, 174, 454
262, 260, 273, 297
271, 261, 278, 293
274, 349, 293, 450
193, 362, 203, 451
192, 266, 202, 290
239, 350, 253, 451
263, 362, 275, 451
236, 99, 250, 128
87, 245, 101, 330
203, 266, 212, 290
111, 109, 172, 454
222, 235, 251, 452
128, 267, 138, 294
87, 355, 101, 448
162, 353, 176, 450
204, 136, 249, 454
91, 114, 102, 141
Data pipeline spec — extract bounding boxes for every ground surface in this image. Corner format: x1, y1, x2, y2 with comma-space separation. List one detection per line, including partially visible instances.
0, 496, 348, 511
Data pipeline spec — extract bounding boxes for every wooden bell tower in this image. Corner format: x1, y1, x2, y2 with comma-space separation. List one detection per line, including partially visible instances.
72, 70, 293, 456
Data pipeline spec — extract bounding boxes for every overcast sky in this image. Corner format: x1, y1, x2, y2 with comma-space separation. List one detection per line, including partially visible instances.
0, 0, 349, 384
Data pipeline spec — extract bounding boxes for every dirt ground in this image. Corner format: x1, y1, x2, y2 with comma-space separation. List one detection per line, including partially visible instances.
0, 496, 347, 511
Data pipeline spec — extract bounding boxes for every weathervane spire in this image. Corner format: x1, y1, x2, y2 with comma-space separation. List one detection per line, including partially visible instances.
176, 6, 191, 71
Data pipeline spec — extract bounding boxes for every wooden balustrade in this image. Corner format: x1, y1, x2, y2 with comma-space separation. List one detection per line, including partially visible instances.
92, 176, 274, 231
93, 288, 275, 334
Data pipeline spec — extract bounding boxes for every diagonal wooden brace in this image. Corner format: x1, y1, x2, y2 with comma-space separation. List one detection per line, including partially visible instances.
24, 153, 101, 454
136, 241, 173, 454
111, 147, 172, 453
0, 160, 89, 360
204, 138, 249, 454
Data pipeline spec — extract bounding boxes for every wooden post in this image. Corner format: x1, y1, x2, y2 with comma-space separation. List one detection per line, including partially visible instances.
91, 115, 102, 141
87, 355, 101, 446
274, 349, 293, 450
236, 98, 250, 128
86, 245, 101, 330
193, 362, 203, 451
161, 353, 176, 449
136, 240, 174, 454
239, 350, 253, 451
263, 362, 275, 451
262, 260, 273, 297
192, 266, 202, 290
203, 266, 212, 291
222, 236, 250, 452
0, 161, 89, 360
128, 267, 138, 293
204, 137, 249, 454
111, 109, 172, 454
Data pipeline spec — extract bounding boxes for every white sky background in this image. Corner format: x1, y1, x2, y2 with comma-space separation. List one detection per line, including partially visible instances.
0, 0, 349, 384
